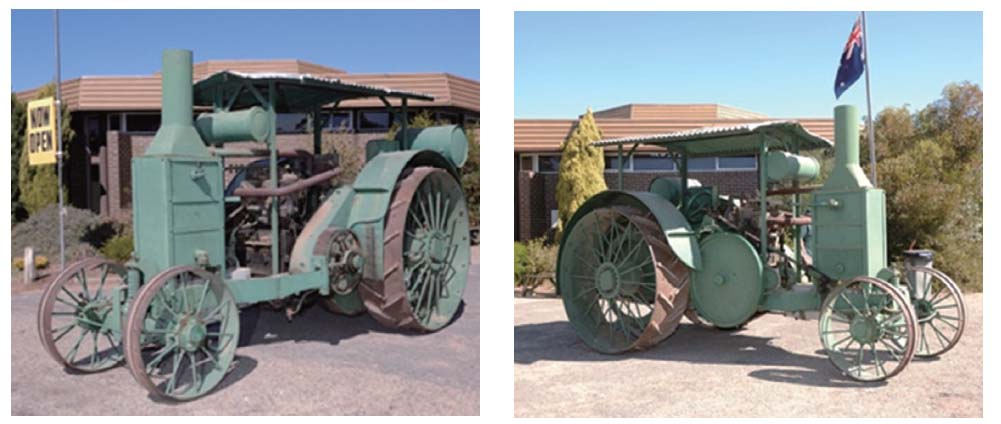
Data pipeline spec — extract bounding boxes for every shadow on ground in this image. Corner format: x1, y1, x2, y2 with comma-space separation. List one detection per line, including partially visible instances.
515, 320, 881, 389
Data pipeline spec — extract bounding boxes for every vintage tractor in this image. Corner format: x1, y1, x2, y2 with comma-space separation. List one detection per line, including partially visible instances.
36, 49, 472, 400
557, 105, 966, 381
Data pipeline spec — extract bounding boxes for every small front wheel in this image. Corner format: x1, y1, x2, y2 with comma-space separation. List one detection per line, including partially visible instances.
124, 266, 239, 401
37, 258, 128, 373
905, 266, 966, 357
819, 276, 916, 382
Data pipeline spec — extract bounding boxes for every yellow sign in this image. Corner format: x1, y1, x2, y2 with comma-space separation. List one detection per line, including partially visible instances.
27, 97, 58, 165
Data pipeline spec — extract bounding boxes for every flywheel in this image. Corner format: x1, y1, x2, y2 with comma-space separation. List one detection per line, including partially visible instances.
558, 206, 690, 353
360, 167, 471, 332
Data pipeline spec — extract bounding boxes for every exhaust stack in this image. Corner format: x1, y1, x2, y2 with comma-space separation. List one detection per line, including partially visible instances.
822, 104, 872, 190
144, 49, 209, 157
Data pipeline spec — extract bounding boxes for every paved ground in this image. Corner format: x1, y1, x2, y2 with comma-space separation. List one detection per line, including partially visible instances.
514, 292, 982, 418
12, 247, 479, 415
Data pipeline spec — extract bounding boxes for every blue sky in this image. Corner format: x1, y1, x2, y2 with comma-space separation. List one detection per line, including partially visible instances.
11, 9, 479, 92
515, 11, 982, 118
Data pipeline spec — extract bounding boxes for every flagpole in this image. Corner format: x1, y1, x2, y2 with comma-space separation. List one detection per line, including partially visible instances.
861, 11, 877, 186
54, 10, 66, 270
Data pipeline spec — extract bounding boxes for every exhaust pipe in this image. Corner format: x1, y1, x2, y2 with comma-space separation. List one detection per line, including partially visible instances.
822, 104, 872, 190
144, 49, 209, 157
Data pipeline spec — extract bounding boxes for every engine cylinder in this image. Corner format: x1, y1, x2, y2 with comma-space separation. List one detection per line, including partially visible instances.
766, 151, 820, 182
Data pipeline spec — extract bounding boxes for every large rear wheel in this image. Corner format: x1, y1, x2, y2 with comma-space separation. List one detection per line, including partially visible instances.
361, 167, 471, 332
558, 206, 689, 353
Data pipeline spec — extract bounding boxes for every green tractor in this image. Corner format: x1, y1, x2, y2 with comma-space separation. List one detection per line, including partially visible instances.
37, 49, 472, 400
557, 104, 966, 381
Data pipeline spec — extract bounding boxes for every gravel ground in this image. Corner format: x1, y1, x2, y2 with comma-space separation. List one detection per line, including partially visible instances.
514, 292, 982, 418
11, 247, 479, 415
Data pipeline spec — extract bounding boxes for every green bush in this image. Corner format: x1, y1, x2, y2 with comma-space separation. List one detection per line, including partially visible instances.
101, 231, 134, 262
11, 204, 113, 261
555, 108, 606, 239
514, 242, 528, 286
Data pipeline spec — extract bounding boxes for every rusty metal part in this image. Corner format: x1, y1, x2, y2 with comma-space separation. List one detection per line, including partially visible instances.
233, 168, 340, 198
766, 213, 813, 227
766, 185, 821, 196
626, 208, 691, 350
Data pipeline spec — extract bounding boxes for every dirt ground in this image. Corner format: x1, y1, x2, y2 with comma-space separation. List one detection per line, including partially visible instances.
514, 292, 983, 418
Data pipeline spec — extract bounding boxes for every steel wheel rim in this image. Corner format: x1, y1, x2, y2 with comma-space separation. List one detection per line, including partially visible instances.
559, 207, 686, 353
37, 258, 127, 373
125, 266, 239, 401
402, 169, 470, 330
819, 277, 916, 381
906, 266, 966, 357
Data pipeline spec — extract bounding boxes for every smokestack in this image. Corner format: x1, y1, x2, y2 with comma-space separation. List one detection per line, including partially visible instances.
822, 105, 872, 190
144, 49, 209, 157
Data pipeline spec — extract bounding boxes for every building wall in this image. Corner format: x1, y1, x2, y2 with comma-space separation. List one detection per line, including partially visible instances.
515, 169, 758, 241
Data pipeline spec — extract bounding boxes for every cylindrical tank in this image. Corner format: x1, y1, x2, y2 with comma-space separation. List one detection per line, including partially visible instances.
648, 177, 701, 206
396, 125, 468, 167
766, 151, 820, 182
195, 106, 270, 144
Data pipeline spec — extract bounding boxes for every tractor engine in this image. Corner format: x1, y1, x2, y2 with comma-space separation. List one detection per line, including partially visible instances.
224, 152, 337, 275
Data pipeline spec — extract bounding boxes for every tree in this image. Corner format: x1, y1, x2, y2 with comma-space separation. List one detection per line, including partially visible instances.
17, 83, 75, 215
462, 124, 480, 228
869, 82, 982, 291
11, 94, 27, 222
555, 108, 606, 238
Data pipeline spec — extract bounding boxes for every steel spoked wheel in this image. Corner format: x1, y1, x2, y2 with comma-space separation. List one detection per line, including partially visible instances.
362, 167, 470, 332
558, 206, 689, 354
37, 258, 128, 373
906, 266, 966, 357
819, 276, 916, 381
124, 266, 239, 401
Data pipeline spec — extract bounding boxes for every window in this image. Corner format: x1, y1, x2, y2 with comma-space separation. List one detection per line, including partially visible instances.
436, 112, 461, 125
107, 114, 122, 132
538, 155, 561, 173
358, 111, 391, 131
633, 155, 676, 171
718, 155, 757, 170
520, 155, 533, 171
688, 157, 717, 171
276, 113, 308, 134
326, 112, 352, 131
604, 155, 632, 171
125, 114, 160, 133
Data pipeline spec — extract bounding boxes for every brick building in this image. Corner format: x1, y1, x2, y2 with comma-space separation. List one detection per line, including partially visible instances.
16, 59, 479, 219
514, 104, 833, 241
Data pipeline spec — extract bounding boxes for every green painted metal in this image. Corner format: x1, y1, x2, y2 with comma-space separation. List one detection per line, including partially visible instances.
761, 284, 821, 312
765, 151, 819, 182
904, 267, 966, 357
690, 232, 763, 328
559, 190, 701, 271
813, 105, 887, 280
144, 50, 211, 158
647, 177, 700, 206
124, 266, 239, 401
396, 125, 469, 168
818, 276, 916, 381
225, 272, 329, 305
195, 106, 270, 144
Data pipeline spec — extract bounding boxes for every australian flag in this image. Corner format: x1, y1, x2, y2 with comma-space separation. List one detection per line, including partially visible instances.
834, 15, 865, 99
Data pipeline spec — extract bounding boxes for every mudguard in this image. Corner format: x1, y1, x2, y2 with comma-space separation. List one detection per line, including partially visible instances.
560, 190, 701, 271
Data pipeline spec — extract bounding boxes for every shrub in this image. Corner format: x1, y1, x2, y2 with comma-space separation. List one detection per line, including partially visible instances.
35, 255, 50, 269
12, 257, 25, 271
101, 231, 134, 262
514, 242, 528, 286
555, 108, 606, 239
11, 204, 114, 261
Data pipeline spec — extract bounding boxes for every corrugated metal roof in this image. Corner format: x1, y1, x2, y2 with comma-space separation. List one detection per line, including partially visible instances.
593, 120, 833, 156
513, 116, 835, 153
16, 60, 478, 112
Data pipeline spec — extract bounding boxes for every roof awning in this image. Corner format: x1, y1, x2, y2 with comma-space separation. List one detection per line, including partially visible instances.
193, 71, 434, 112
592, 121, 833, 157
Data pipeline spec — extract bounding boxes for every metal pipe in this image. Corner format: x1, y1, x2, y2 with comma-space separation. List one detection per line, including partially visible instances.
233, 168, 341, 198
766, 185, 821, 196
54, 10, 65, 270
161, 49, 194, 127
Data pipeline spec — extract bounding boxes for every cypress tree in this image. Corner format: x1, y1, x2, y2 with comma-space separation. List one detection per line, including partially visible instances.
555, 108, 606, 238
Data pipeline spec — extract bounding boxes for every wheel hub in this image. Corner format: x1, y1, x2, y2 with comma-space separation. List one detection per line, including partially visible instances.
76, 301, 111, 332
849, 315, 881, 344
595, 263, 621, 298
914, 299, 936, 321
176, 317, 208, 352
